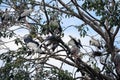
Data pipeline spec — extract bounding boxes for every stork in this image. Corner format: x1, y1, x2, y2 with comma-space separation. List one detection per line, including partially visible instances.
1, 9, 10, 22
18, 8, 33, 21
68, 35, 83, 48
49, 17, 62, 34
68, 36, 83, 58
45, 35, 60, 51
89, 38, 102, 49
24, 34, 45, 54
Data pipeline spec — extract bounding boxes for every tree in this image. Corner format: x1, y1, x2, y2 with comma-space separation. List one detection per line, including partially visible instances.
0, 0, 120, 80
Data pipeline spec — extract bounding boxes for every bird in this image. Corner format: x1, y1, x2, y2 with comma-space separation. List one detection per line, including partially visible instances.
45, 35, 60, 51
18, 8, 33, 21
114, 52, 120, 77
49, 17, 62, 34
68, 35, 83, 48
1, 9, 10, 22
68, 36, 83, 58
23, 34, 45, 54
89, 38, 102, 49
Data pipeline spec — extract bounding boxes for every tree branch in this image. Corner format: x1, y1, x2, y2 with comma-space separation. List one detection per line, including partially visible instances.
113, 26, 120, 40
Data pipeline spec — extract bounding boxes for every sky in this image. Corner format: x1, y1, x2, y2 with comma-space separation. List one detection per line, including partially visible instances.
1, 0, 120, 78
0, 0, 97, 75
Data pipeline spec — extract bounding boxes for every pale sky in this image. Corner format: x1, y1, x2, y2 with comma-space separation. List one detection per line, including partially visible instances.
1, 0, 119, 78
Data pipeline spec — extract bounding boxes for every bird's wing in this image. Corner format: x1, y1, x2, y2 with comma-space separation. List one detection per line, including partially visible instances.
27, 42, 38, 50
45, 35, 55, 41
68, 39, 75, 46
27, 42, 42, 53
20, 9, 33, 17
69, 36, 82, 48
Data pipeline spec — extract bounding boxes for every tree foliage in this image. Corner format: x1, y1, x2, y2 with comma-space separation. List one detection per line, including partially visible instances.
0, 0, 120, 80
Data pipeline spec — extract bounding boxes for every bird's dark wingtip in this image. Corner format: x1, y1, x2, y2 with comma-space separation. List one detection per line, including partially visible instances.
18, 17, 21, 21
18, 16, 25, 21
40, 51, 46, 54
69, 35, 72, 38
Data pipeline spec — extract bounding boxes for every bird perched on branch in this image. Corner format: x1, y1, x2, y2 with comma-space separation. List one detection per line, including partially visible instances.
89, 38, 103, 49
68, 36, 83, 58
23, 34, 45, 54
45, 35, 60, 51
68, 35, 83, 48
18, 8, 33, 21
114, 52, 120, 77
49, 17, 62, 35
1, 9, 10, 22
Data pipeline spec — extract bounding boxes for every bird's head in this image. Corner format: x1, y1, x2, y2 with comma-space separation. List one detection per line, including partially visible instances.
89, 40, 92, 45
24, 34, 32, 39
24, 34, 33, 43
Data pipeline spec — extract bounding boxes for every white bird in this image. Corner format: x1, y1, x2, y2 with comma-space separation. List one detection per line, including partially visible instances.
68, 36, 82, 48
68, 36, 82, 58
68, 38, 75, 46
49, 19, 59, 28
89, 38, 102, 49
49, 17, 62, 34
1, 9, 10, 22
18, 8, 33, 21
24, 34, 45, 54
